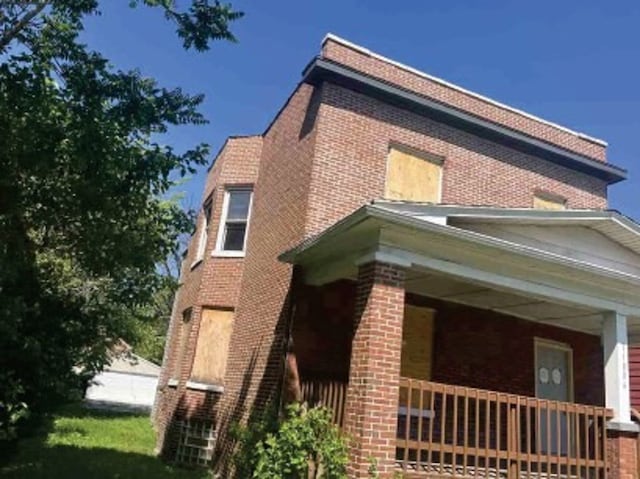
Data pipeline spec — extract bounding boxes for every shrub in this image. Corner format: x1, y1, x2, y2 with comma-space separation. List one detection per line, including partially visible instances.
229, 404, 279, 478
252, 403, 348, 479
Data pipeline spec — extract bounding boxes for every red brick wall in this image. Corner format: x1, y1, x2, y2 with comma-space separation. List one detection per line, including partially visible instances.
211, 84, 322, 475
154, 136, 261, 454
322, 37, 607, 162
292, 280, 356, 382
306, 83, 607, 236
607, 430, 639, 479
405, 295, 604, 406
198, 135, 262, 308
344, 261, 406, 478
158, 388, 222, 460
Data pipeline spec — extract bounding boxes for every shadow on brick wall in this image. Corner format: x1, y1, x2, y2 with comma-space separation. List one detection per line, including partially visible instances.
322, 85, 607, 200
211, 284, 297, 478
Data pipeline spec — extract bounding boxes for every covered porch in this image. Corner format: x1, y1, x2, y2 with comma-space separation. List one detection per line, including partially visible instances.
281, 202, 640, 479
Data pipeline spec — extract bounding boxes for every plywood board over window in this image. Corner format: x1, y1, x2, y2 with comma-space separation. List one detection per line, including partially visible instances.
190, 308, 234, 385
400, 305, 435, 380
533, 191, 567, 211
385, 146, 443, 203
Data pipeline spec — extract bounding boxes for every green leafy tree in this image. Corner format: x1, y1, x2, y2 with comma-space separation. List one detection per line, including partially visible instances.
130, 225, 187, 363
0, 0, 242, 441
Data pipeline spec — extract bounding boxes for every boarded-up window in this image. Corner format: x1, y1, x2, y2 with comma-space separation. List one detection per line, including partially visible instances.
190, 308, 234, 384
173, 308, 193, 379
400, 305, 435, 380
533, 192, 566, 210
385, 146, 443, 202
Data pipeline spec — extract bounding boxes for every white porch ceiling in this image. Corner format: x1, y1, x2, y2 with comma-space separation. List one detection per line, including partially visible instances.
404, 269, 640, 340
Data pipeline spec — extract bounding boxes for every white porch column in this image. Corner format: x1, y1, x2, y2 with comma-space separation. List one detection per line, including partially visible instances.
603, 311, 634, 427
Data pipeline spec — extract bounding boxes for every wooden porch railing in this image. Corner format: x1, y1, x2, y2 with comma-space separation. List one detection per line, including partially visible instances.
300, 379, 347, 427
397, 378, 611, 479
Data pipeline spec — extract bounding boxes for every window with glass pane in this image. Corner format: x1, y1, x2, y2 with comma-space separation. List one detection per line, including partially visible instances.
195, 201, 212, 261
220, 189, 252, 252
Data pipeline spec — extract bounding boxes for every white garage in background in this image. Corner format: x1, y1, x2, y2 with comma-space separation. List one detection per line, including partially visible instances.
85, 350, 160, 412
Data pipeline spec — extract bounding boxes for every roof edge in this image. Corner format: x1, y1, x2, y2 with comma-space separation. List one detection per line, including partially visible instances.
206, 134, 262, 172
371, 201, 640, 234
303, 58, 627, 184
283, 202, 640, 263
321, 33, 608, 147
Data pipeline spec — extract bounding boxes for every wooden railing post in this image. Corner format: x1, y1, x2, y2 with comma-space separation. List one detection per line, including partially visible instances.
508, 404, 518, 479
394, 378, 611, 479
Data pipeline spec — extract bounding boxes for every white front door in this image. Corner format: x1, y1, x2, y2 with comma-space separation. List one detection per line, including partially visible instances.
535, 339, 573, 455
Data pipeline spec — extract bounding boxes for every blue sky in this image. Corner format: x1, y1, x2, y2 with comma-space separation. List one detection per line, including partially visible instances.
83, 0, 640, 216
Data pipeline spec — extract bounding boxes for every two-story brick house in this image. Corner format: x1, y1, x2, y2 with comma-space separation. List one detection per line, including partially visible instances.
153, 34, 640, 478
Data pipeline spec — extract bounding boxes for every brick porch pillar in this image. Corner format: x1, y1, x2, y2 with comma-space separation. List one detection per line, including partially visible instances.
343, 260, 406, 478
607, 428, 639, 479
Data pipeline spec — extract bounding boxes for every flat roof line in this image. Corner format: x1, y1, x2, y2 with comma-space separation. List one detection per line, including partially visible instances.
321, 33, 608, 147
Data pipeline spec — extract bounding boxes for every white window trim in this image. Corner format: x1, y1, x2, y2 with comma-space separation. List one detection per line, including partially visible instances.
212, 188, 253, 257
190, 258, 203, 270
185, 380, 225, 393
193, 201, 212, 266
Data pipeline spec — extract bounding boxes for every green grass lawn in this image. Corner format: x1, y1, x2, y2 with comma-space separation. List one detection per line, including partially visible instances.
1, 404, 211, 479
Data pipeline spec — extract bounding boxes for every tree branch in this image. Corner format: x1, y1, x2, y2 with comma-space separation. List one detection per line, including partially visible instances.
0, 2, 47, 52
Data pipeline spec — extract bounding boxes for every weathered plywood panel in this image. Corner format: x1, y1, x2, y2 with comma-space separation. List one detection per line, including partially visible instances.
190, 308, 234, 384
385, 147, 442, 202
401, 305, 435, 380
533, 194, 566, 210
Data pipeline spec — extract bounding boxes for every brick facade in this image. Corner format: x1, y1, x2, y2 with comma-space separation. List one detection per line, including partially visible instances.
608, 430, 639, 479
305, 82, 607, 237
152, 35, 634, 477
154, 135, 261, 457
343, 262, 406, 477
417, 296, 604, 406
292, 283, 605, 408
292, 280, 356, 382
321, 36, 607, 162
210, 84, 321, 476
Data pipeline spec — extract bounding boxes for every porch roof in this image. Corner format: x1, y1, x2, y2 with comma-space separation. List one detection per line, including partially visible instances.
280, 201, 640, 339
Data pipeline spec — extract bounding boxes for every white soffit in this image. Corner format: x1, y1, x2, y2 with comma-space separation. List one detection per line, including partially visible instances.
405, 270, 640, 337
373, 201, 640, 268
453, 222, 640, 278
